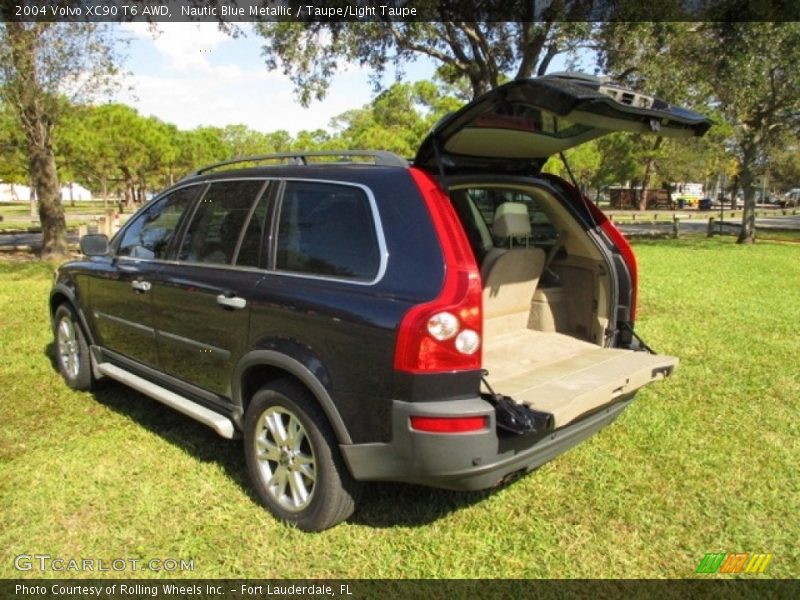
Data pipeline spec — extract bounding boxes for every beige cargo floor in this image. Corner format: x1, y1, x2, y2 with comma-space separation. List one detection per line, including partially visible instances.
483, 331, 677, 427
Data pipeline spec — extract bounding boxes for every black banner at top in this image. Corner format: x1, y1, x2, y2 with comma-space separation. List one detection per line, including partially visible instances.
2, 0, 800, 23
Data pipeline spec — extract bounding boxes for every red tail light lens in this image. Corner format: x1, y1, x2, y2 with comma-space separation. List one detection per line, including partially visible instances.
394, 168, 483, 373
410, 415, 488, 433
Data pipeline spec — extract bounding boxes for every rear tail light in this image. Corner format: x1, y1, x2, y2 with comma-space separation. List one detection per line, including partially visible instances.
455, 329, 480, 355
394, 168, 482, 373
427, 311, 459, 341
410, 415, 488, 433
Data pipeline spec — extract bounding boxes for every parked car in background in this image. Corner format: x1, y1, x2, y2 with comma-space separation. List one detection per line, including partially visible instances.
698, 197, 713, 210
784, 189, 800, 206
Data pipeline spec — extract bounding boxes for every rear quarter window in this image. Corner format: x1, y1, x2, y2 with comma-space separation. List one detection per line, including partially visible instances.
275, 181, 381, 282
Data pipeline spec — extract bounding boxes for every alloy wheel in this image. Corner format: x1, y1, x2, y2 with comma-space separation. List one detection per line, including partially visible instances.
253, 406, 317, 512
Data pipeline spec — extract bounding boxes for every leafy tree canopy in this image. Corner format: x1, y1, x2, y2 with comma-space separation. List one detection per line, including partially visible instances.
255, 20, 593, 105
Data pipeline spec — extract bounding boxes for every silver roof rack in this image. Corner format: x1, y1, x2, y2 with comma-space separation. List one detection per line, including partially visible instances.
188, 151, 408, 176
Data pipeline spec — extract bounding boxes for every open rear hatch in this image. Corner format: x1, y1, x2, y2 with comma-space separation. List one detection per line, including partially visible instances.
415, 72, 711, 175
483, 331, 677, 431
412, 73, 705, 434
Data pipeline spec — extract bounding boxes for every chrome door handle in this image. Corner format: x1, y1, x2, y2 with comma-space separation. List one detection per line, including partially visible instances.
131, 280, 151, 292
216, 294, 246, 309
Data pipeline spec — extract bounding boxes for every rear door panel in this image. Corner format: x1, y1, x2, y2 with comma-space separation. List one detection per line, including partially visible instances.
152, 265, 263, 396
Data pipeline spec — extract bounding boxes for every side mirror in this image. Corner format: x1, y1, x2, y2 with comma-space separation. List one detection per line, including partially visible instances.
79, 234, 110, 256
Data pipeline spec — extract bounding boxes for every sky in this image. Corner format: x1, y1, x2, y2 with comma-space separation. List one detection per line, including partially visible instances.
113, 23, 437, 136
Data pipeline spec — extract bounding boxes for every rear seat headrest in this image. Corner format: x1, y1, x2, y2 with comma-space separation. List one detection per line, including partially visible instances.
492, 202, 531, 238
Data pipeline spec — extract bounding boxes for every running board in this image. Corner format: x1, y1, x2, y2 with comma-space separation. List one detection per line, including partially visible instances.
95, 362, 236, 439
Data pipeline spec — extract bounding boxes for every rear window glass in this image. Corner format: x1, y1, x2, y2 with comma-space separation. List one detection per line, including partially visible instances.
458, 187, 558, 244
471, 105, 591, 138
276, 182, 381, 281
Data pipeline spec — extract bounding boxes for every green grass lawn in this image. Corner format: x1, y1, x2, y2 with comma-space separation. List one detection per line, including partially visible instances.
755, 229, 800, 243
0, 237, 797, 579
0, 201, 109, 216
0, 201, 111, 232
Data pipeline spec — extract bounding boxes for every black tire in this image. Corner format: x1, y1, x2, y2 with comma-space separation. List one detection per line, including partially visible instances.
53, 304, 93, 391
244, 379, 360, 531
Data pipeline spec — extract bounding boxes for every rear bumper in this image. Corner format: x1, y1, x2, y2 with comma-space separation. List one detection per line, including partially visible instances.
340, 395, 634, 491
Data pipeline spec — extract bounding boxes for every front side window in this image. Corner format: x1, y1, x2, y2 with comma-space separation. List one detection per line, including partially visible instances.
117, 186, 199, 259
178, 180, 266, 265
276, 182, 380, 281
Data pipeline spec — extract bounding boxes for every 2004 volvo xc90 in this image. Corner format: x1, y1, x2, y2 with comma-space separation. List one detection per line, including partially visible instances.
51, 73, 711, 530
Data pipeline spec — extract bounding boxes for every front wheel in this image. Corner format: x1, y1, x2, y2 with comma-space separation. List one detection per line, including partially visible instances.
53, 304, 93, 391
244, 379, 359, 531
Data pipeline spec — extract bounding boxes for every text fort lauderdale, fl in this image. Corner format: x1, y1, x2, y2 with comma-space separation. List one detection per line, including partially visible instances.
181, 4, 416, 17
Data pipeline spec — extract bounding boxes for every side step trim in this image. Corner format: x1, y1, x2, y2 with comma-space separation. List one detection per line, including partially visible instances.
95, 362, 236, 439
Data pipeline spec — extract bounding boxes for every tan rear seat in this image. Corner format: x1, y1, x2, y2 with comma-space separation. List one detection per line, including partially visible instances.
481, 203, 545, 338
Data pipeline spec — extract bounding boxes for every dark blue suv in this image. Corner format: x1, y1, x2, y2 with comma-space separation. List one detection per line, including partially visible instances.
50, 74, 710, 530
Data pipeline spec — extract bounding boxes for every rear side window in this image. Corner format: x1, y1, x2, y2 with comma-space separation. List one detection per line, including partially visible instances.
276, 182, 380, 281
118, 186, 198, 259
178, 180, 265, 266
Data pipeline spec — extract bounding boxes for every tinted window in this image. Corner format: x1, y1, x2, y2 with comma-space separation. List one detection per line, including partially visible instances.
118, 187, 198, 259
276, 182, 380, 281
468, 105, 591, 139
236, 190, 270, 268
178, 180, 265, 265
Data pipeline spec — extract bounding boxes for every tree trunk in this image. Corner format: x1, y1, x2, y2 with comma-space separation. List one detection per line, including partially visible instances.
737, 146, 757, 244
29, 137, 67, 257
638, 137, 663, 211
121, 168, 135, 210
24, 113, 67, 257
101, 179, 109, 212
5, 21, 67, 259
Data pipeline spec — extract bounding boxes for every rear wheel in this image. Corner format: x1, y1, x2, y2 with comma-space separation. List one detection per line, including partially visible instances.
244, 379, 359, 531
53, 304, 93, 391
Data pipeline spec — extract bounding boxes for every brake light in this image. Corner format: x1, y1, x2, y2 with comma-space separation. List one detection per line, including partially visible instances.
394, 168, 482, 373
410, 415, 488, 433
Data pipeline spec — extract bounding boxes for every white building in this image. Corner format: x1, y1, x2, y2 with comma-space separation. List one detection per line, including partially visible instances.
0, 183, 32, 202
0, 182, 93, 202
60, 182, 93, 201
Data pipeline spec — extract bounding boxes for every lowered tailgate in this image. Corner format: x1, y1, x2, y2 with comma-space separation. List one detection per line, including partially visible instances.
484, 332, 677, 428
